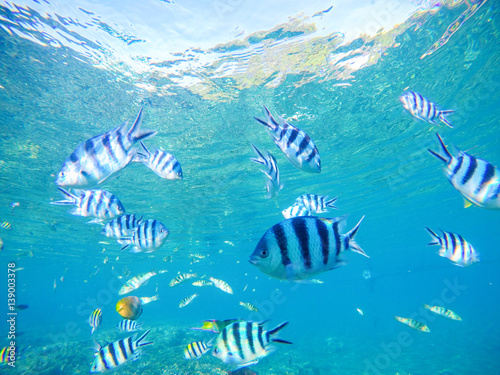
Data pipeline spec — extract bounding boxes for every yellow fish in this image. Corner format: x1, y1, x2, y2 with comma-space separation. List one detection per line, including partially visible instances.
423, 305, 462, 321
191, 319, 240, 333
394, 316, 430, 332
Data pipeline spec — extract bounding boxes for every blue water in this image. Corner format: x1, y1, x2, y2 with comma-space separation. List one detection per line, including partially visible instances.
0, 1, 499, 374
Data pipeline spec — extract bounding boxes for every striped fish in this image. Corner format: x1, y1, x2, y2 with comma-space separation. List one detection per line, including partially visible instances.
135, 141, 183, 180
101, 214, 142, 241
120, 219, 169, 253
51, 188, 125, 222
250, 215, 368, 281
169, 273, 197, 287
399, 91, 453, 128
428, 133, 500, 209
240, 302, 258, 312
209, 277, 233, 294
250, 144, 283, 199
295, 194, 338, 213
0, 222, 11, 230
282, 203, 311, 219
90, 329, 153, 373
89, 308, 102, 335
192, 280, 213, 287
425, 227, 479, 267
212, 321, 292, 368
423, 305, 462, 321
117, 319, 143, 332
184, 340, 212, 360
394, 316, 430, 332
119, 270, 167, 295
255, 106, 321, 173
179, 293, 198, 308
56, 106, 157, 188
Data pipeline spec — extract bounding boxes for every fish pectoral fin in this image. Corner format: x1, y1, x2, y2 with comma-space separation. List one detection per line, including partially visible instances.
463, 198, 474, 208
328, 260, 347, 270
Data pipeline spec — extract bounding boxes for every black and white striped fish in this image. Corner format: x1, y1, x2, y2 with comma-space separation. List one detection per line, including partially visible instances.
51, 188, 125, 222
255, 106, 321, 173
120, 219, 169, 253
90, 329, 152, 373
295, 194, 337, 213
119, 270, 167, 295
250, 215, 368, 281
282, 203, 310, 219
101, 214, 142, 241
399, 91, 453, 128
250, 144, 283, 199
135, 141, 183, 180
117, 319, 143, 332
184, 340, 213, 360
56, 106, 157, 188
89, 308, 102, 335
425, 227, 479, 267
428, 133, 500, 209
212, 321, 291, 368
169, 273, 198, 287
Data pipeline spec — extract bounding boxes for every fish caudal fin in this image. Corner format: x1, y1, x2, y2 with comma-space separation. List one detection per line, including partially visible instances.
326, 197, 338, 210
127, 106, 157, 144
254, 105, 280, 132
438, 110, 454, 128
135, 329, 153, 348
50, 187, 77, 205
268, 321, 293, 345
425, 227, 441, 246
346, 216, 369, 258
427, 133, 452, 164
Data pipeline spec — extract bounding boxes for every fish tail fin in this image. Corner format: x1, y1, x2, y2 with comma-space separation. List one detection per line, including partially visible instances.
51, 187, 77, 205
427, 133, 452, 164
127, 106, 157, 144
250, 143, 267, 165
346, 216, 369, 258
425, 227, 441, 246
438, 110, 454, 128
135, 329, 153, 347
254, 105, 280, 131
325, 197, 338, 210
268, 322, 292, 344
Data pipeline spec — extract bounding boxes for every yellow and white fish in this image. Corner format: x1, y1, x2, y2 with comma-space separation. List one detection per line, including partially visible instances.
192, 280, 213, 287
89, 308, 102, 335
179, 293, 198, 308
423, 305, 462, 321
119, 270, 167, 295
239, 302, 258, 312
169, 273, 197, 287
209, 277, 233, 294
394, 316, 430, 332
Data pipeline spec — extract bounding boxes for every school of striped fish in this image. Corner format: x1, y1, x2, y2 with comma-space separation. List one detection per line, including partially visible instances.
42, 90, 498, 372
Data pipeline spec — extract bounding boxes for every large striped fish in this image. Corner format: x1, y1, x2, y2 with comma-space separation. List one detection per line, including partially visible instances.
120, 219, 169, 253
425, 227, 479, 267
51, 188, 125, 222
90, 329, 153, 373
117, 319, 143, 332
250, 215, 368, 281
295, 194, 337, 213
135, 141, 183, 180
101, 214, 142, 242
212, 321, 291, 368
250, 144, 283, 199
255, 106, 321, 173
184, 340, 213, 360
56, 106, 157, 188
428, 133, 500, 209
400, 91, 453, 128
282, 203, 311, 219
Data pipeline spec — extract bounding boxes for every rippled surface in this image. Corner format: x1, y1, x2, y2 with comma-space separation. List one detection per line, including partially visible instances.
0, 1, 499, 374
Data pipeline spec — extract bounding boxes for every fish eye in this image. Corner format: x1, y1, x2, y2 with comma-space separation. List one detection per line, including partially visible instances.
260, 249, 269, 258
213, 347, 219, 354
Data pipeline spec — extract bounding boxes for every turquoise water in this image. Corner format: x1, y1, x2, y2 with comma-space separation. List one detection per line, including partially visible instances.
0, 1, 499, 374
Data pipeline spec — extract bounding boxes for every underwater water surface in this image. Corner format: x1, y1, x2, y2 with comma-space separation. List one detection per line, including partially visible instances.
0, 0, 499, 374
